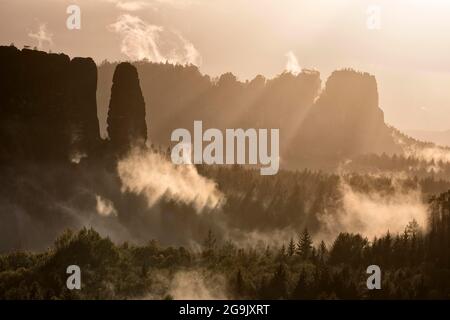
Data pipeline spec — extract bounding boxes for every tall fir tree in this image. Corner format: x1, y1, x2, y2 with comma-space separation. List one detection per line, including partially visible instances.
297, 228, 313, 259
288, 238, 296, 256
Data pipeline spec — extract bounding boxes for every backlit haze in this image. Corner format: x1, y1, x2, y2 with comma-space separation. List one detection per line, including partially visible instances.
1, 0, 450, 132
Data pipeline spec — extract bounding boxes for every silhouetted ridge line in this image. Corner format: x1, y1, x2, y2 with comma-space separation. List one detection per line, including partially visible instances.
0, 46, 408, 168
97, 62, 400, 168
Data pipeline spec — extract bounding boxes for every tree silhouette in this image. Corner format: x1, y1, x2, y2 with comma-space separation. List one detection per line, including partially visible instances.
297, 228, 313, 260
288, 238, 296, 257
292, 268, 310, 299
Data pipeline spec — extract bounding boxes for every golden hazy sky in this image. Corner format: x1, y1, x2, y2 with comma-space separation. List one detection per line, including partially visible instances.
1, 0, 450, 131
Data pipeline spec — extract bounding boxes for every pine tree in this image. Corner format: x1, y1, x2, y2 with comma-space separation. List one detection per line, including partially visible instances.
279, 244, 286, 258
318, 240, 328, 263
268, 264, 289, 299
292, 268, 310, 299
297, 228, 313, 259
288, 238, 296, 256
405, 219, 420, 238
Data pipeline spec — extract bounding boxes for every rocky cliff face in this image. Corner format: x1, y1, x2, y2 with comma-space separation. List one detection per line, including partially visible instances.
0, 46, 101, 163
296, 69, 400, 161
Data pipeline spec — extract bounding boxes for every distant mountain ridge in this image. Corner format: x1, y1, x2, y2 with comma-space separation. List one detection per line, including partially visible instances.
405, 129, 450, 148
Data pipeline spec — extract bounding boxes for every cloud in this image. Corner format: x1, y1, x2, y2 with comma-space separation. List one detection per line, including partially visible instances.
28, 23, 53, 49
117, 148, 223, 212
108, 14, 201, 65
285, 50, 301, 75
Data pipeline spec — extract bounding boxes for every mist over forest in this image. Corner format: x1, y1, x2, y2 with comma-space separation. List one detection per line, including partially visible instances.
1, 45, 450, 299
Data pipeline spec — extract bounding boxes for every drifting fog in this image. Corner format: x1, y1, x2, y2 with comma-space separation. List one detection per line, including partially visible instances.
394, 130, 450, 166
404, 145, 450, 165
0, 147, 433, 252
117, 148, 223, 212
117, 148, 430, 247
317, 178, 428, 243
144, 269, 229, 300
96, 195, 117, 217
167, 270, 228, 300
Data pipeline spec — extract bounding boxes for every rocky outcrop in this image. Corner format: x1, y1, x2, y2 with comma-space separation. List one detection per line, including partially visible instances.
0, 46, 101, 163
296, 69, 400, 160
107, 62, 147, 153
68, 57, 101, 157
